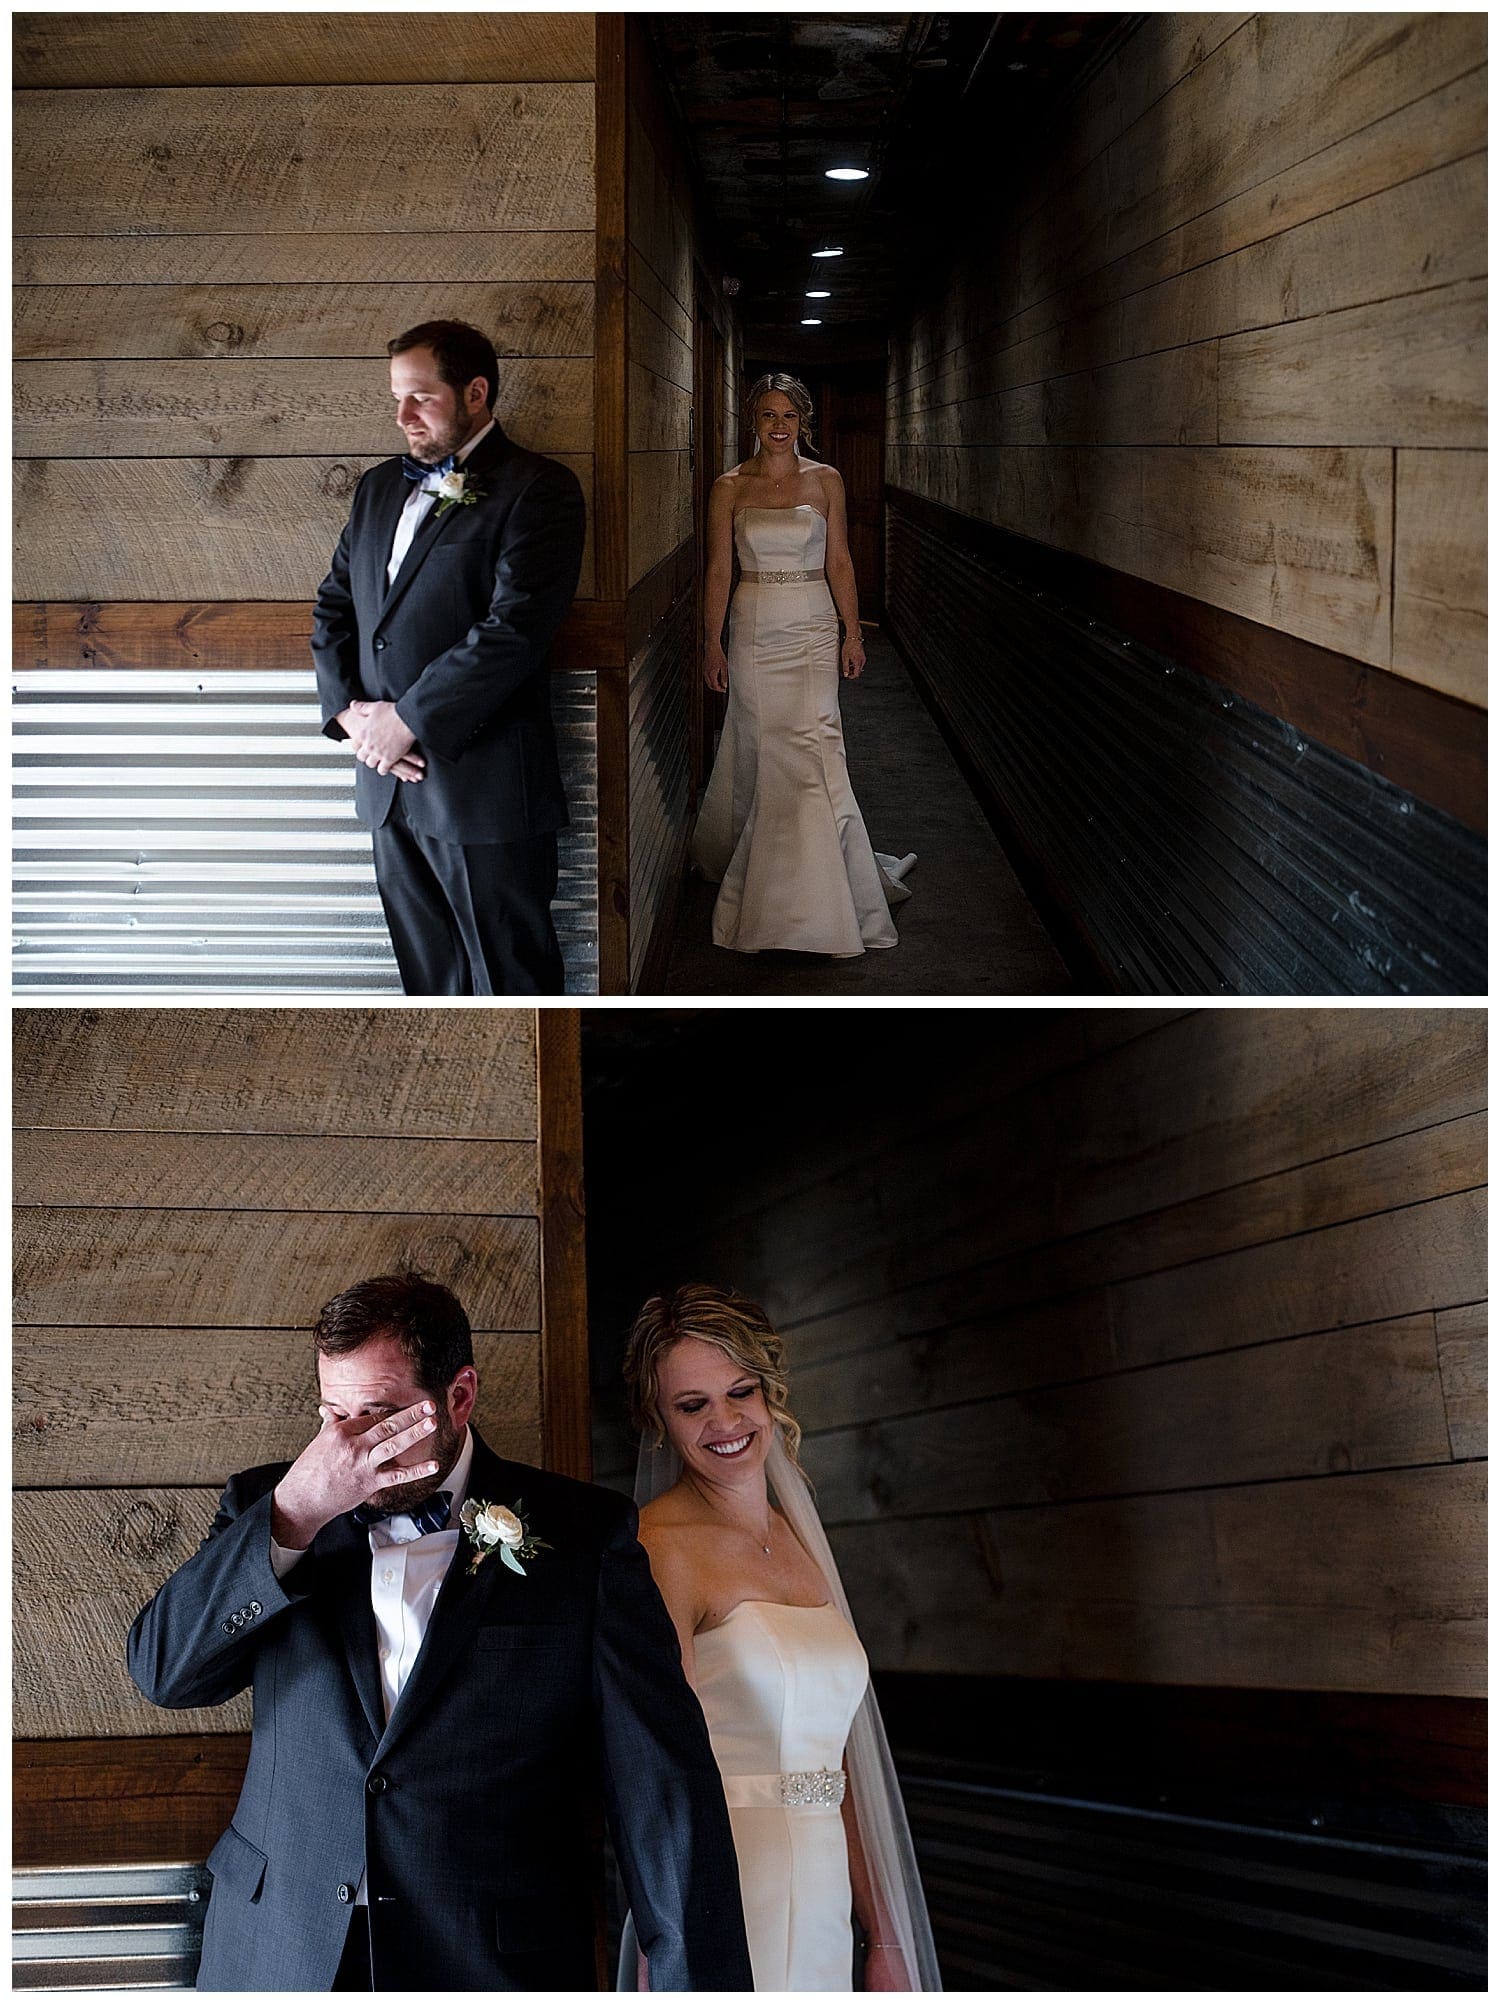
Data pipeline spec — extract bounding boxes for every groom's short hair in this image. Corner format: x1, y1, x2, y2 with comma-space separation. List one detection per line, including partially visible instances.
314, 1271, 474, 1393
388, 319, 499, 412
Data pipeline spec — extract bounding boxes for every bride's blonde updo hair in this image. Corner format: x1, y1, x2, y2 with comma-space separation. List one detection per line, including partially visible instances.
742, 372, 818, 460
623, 1282, 805, 1472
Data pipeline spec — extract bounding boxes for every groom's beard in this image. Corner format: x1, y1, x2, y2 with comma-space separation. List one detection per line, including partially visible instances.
379, 1404, 464, 1509
403, 406, 482, 466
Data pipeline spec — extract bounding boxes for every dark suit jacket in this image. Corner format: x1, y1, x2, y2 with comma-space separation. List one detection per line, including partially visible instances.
127, 1431, 751, 1992
311, 424, 586, 845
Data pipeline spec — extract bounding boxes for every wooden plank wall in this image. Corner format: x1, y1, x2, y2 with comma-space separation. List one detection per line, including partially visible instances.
626, 25, 695, 594
887, 13, 1487, 710
723, 318, 744, 472
595, 1009, 1486, 1696
620, 23, 741, 988
13, 1006, 587, 1861
14, 13, 598, 601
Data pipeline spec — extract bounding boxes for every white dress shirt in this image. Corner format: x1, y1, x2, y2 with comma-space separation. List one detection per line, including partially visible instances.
363, 1424, 472, 1724
386, 418, 495, 586
268, 1426, 474, 1906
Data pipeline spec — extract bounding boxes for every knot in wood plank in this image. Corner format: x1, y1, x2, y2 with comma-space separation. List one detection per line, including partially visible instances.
108, 1496, 182, 1565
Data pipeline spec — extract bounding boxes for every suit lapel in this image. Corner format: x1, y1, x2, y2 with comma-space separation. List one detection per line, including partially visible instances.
314, 1512, 387, 1746
363, 468, 410, 612
375, 422, 511, 629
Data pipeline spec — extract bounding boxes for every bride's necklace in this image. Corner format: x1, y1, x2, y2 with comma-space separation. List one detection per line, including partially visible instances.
760, 448, 797, 491
738, 1507, 775, 1557
690, 1468, 774, 1554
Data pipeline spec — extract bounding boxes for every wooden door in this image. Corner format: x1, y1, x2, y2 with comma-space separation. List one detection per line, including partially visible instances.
819, 370, 886, 612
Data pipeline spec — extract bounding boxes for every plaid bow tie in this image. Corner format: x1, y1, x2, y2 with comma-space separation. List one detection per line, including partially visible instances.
401, 453, 455, 486
351, 1489, 453, 1536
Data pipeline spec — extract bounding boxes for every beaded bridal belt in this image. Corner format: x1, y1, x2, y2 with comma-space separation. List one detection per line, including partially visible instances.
720, 1769, 846, 1809
738, 568, 825, 584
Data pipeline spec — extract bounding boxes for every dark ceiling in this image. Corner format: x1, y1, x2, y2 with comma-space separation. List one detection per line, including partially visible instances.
580, 1008, 710, 1103
647, 12, 1129, 368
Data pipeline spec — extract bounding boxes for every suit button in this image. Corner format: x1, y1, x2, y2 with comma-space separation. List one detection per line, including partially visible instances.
367, 1774, 388, 1795
221, 1620, 235, 1636
249, 1601, 262, 1616
338, 1884, 353, 1904
374, 637, 388, 651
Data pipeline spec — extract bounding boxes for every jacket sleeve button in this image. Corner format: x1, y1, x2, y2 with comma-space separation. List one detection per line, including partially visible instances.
221, 1621, 235, 1636
338, 1884, 353, 1903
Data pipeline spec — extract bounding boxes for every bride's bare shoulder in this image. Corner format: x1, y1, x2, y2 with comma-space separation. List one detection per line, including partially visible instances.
637, 1497, 725, 1609
639, 1490, 736, 1562
638, 1484, 702, 1542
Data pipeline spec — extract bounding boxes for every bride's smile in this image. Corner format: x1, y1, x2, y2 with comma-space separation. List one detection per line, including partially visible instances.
657, 1337, 773, 1484
754, 397, 800, 456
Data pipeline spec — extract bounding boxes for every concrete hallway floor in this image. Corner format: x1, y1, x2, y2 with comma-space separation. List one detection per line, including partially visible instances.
657, 624, 1073, 996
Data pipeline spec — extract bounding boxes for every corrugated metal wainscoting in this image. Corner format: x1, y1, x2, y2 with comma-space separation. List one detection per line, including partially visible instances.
628, 593, 694, 991
13, 1865, 208, 1991
901, 1755, 1487, 1989
13, 668, 598, 995
884, 491, 1486, 995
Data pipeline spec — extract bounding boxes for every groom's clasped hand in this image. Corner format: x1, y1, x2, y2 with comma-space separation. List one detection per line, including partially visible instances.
339, 699, 426, 783
267, 1399, 441, 1551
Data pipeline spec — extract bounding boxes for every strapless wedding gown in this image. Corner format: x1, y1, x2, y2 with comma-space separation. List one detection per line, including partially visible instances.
690, 506, 914, 956
696, 1600, 870, 1990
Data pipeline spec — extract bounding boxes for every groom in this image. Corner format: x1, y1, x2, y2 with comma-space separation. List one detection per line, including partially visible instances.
127, 1273, 752, 1991
311, 321, 586, 995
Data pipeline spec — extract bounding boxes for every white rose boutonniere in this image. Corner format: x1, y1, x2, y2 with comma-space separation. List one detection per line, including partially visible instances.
459, 1496, 549, 1576
433, 468, 485, 518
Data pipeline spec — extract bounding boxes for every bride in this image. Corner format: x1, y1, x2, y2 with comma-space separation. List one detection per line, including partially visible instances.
690, 373, 915, 956
619, 1284, 940, 1992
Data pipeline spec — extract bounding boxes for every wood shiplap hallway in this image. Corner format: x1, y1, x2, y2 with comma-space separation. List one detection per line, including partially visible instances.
632, 13, 1485, 996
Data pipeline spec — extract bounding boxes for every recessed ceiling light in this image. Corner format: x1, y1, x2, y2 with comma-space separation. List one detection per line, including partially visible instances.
825, 167, 868, 182
811, 247, 843, 258
806, 290, 831, 299
801, 318, 822, 326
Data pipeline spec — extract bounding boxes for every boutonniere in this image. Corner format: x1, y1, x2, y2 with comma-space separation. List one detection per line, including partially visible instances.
459, 1497, 550, 1576
433, 467, 485, 517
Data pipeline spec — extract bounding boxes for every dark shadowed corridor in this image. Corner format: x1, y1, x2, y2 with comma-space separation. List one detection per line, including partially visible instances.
619, 12, 1486, 995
